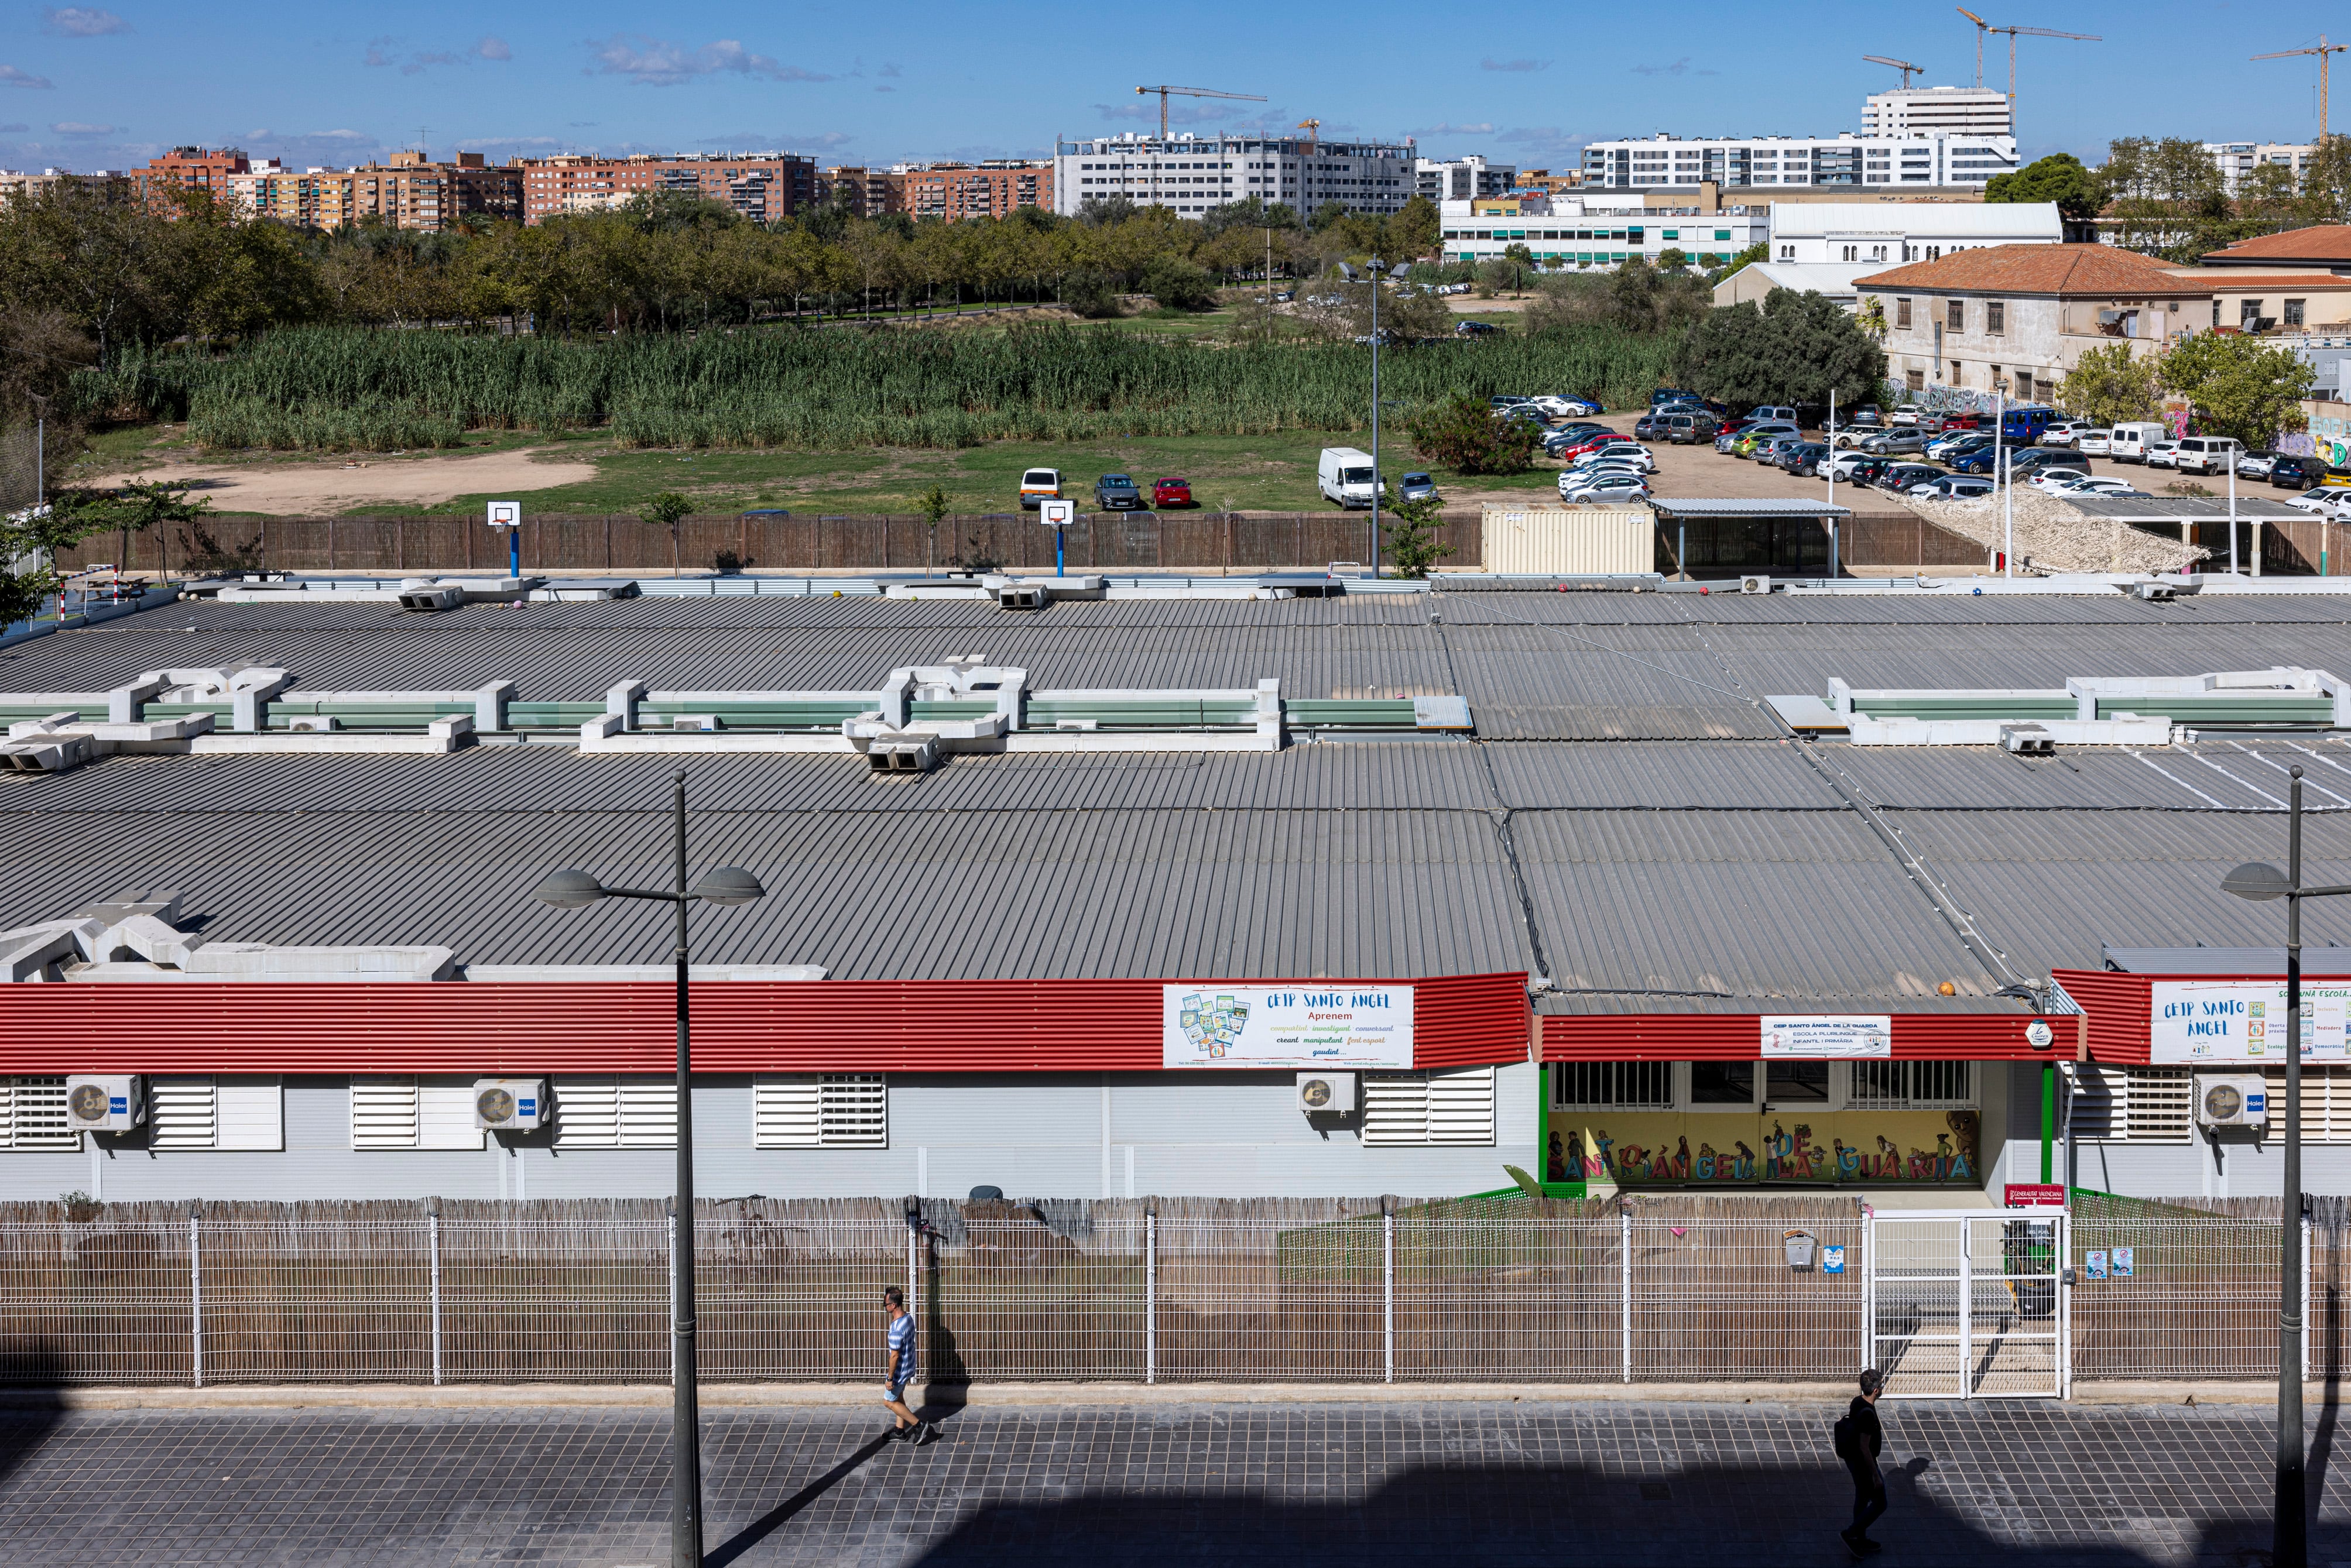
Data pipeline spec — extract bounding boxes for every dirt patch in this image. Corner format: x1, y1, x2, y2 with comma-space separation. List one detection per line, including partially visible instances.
104, 447, 601, 516
1887, 488, 2206, 575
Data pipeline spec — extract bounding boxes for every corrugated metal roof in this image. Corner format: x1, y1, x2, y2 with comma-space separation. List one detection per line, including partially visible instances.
2064, 497, 2308, 521
1649, 499, 1852, 517
2100, 945, 2351, 975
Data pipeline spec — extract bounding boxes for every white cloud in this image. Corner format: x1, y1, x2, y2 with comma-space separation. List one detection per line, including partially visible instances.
477, 37, 512, 62
51, 121, 115, 136
587, 35, 833, 86
1410, 121, 1495, 136
42, 7, 128, 36
699, 128, 854, 150
0, 65, 56, 88
1480, 57, 1547, 73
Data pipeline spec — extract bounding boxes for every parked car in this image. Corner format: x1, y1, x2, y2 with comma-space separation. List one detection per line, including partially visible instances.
1151, 476, 1194, 509
1456, 319, 1503, 335
1732, 423, 1799, 456
2026, 468, 2095, 494
1850, 404, 1884, 427
1651, 387, 1706, 406
1826, 452, 1894, 485
1889, 404, 1922, 425
1557, 470, 1652, 502
1861, 428, 1931, 456
2237, 452, 2278, 480
1908, 474, 1996, 500
2272, 454, 2326, 489
1555, 433, 1623, 463
1541, 423, 1613, 455
2143, 440, 2183, 470
1488, 396, 1531, 410
1752, 434, 1807, 464
1925, 432, 1994, 463
1778, 442, 1832, 478
1397, 472, 1440, 504
1877, 462, 1944, 493
2058, 476, 2142, 497
1017, 467, 1063, 510
1658, 412, 1718, 444
1950, 443, 2075, 477
1746, 404, 1799, 426
1574, 442, 1656, 473
1094, 474, 1144, 510
2075, 429, 2113, 457
1531, 395, 1601, 419
2287, 488, 2351, 519
1317, 447, 1383, 509
1500, 403, 1551, 427
2109, 421, 2168, 464
2172, 437, 2243, 476
2041, 418, 2095, 448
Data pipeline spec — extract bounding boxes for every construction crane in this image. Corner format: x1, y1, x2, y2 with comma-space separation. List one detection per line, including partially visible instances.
1863, 54, 1927, 88
2253, 35, 2348, 139
1297, 118, 1321, 149
1132, 84, 1267, 141
1955, 9, 2099, 136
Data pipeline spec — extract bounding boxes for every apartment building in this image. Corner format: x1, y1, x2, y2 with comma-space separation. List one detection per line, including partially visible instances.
1715, 199, 2063, 310
133, 146, 248, 210
817, 166, 905, 217
2204, 142, 2315, 194
0, 167, 128, 206
893, 160, 1052, 222
1438, 195, 1764, 270
515, 153, 815, 225
1861, 87, 2013, 138
1415, 155, 1516, 203
1054, 132, 1411, 222
1581, 132, 2017, 193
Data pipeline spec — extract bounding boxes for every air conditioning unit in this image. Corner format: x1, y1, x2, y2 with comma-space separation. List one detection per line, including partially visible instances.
669, 714, 720, 732
1297, 1071, 1358, 1114
474, 1077, 546, 1131
286, 715, 337, 733
1999, 723, 2054, 755
65, 1074, 145, 1132
1739, 574, 1771, 595
995, 585, 1047, 611
397, 584, 464, 612
867, 738, 938, 774
2195, 1073, 2268, 1129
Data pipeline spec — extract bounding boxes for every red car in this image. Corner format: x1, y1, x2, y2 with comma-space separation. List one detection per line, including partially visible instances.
1554, 434, 1620, 462
1151, 476, 1194, 508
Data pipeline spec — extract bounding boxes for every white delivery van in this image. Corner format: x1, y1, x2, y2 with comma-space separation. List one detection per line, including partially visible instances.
2110, 423, 2168, 464
2172, 436, 2242, 476
1318, 447, 1384, 509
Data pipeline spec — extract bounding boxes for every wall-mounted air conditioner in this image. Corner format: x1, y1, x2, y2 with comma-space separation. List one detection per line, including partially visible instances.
1298, 1071, 1357, 1114
474, 1077, 546, 1131
2195, 1073, 2267, 1130
66, 1074, 145, 1132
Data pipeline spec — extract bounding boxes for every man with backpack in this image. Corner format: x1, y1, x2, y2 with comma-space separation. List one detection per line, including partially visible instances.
1833, 1367, 1887, 1555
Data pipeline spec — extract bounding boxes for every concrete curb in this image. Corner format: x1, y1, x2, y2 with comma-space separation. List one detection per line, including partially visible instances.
0, 1380, 2323, 1412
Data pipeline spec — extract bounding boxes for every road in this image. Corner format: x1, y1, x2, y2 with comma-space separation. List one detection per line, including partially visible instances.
0, 1397, 2321, 1565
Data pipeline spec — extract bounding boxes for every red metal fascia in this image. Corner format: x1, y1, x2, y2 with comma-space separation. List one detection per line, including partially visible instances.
0, 972, 1535, 1075
1539, 1010, 2057, 1062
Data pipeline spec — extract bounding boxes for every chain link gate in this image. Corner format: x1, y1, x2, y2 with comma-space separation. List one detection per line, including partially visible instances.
1869, 1210, 2066, 1398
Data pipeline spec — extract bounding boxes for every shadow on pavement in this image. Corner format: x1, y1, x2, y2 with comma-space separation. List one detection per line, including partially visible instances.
708, 1429, 899, 1568
896, 1451, 2304, 1566
0, 1340, 70, 1492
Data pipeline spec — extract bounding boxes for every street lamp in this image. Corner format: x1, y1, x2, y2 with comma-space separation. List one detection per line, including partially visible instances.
2222, 764, 2351, 1568
533, 771, 766, 1568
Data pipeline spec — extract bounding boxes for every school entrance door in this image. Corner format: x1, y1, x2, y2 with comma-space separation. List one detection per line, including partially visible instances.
1867, 1209, 2066, 1398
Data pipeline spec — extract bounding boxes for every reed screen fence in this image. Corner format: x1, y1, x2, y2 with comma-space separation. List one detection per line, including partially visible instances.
0, 1195, 2326, 1387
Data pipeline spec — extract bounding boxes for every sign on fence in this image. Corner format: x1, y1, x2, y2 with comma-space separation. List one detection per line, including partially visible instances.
1162, 984, 1414, 1069
2004, 1183, 2066, 1209
1760, 1014, 1891, 1057
2150, 980, 2351, 1062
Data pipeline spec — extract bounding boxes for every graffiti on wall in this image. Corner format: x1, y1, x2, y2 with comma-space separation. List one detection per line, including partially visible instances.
1544, 1110, 1980, 1187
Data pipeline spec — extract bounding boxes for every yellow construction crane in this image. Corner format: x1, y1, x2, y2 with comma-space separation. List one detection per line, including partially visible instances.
1297, 118, 1321, 149
1863, 54, 1927, 88
1955, 8, 2099, 134
1132, 84, 1267, 141
2253, 35, 2347, 138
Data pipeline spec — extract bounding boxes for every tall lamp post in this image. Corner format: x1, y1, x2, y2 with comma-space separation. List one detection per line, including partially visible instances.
533, 773, 766, 1568
2222, 764, 2351, 1568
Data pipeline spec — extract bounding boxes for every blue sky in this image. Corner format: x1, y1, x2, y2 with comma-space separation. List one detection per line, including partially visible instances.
0, 1, 2341, 176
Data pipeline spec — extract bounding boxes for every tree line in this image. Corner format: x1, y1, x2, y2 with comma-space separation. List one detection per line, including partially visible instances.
1990, 134, 2351, 260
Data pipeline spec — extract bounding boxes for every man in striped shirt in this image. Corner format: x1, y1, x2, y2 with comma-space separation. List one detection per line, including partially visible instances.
883, 1286, 936, 1445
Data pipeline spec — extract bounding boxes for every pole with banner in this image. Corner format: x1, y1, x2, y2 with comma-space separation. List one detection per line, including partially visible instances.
487, 500, 522, 579
1040, 498, 1074, 577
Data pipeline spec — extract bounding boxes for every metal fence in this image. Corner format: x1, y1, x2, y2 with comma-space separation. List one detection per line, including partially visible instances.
0, 1195, 2329, 1387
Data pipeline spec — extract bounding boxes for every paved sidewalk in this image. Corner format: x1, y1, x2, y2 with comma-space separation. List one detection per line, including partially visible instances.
0, 1397, 2333, 1566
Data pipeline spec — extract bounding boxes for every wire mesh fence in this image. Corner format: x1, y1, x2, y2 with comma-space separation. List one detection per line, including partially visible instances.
0, 1195, 2334, 1386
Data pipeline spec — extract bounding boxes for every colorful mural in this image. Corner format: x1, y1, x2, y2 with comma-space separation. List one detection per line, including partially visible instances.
1543, 1110, 1980, 1188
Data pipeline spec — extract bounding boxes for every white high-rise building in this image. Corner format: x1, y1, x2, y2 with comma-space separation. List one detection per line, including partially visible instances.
1053, 132, 1411, 222
1579, 132, 2018, 191
1861, 87, 2014, 138
2203, 142, 2315, 194
1414, 156, 1516, 203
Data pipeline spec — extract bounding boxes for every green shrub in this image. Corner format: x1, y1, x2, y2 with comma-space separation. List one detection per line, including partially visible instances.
1408, 393, 1538, 475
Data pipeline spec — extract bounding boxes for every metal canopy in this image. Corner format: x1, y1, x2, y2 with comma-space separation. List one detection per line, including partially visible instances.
1649, 498, 1854, 518
2062, 496, 2308, 522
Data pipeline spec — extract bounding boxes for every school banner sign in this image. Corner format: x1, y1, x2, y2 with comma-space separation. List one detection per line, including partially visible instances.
2150, 980, 2351, 1063
1163, 984, 1414, 1070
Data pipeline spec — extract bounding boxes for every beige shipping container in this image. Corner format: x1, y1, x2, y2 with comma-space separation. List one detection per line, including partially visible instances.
1480, 504, 1655, 575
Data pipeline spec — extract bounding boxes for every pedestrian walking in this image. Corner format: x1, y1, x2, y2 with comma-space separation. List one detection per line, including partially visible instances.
882, 1286, 937, 1446
1833, 1366, 1887, 1555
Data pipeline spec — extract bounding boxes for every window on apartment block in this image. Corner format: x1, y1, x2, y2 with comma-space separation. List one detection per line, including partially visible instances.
0, 1078, 72, 1150
1946, 298, 1965, 331
2287, 299, 2308, 327
753, 1075, 889, 1148
1895, 297, 1913, 329
1906, 369, 1925, 390
1362, 1066, 1497, 1146
1986, 301, 2005, 335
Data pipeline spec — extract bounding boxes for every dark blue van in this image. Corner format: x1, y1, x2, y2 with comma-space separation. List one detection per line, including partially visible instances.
2002, 405, 2057, 444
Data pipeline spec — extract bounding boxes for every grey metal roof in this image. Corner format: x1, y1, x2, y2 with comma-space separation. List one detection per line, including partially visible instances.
2099, 945, 2351, 975
2063, 496, 2308, 521
1649, 499, 1853, 517
7, 588, 2351, 998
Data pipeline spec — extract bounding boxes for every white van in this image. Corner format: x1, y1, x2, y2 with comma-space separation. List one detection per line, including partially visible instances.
2172, 436, 2243, 476
1318, 447, 1384, 509
2110, 423, 2168, 464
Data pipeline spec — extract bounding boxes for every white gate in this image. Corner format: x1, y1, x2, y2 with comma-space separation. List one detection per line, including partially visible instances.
1867, 1209, 2067, 1398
